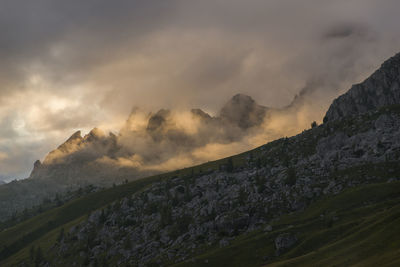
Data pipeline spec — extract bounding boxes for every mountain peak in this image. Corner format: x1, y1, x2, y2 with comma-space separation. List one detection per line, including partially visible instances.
191, 108, 212, 120
84, 128, 105, 142
220, 93, 268, 129
29, 159, 43, 178
55, 130, 83, 154
324, 52, 400, 122
231, 93, 255, 102
66, 130, 82, 142
146, 109, 171, 133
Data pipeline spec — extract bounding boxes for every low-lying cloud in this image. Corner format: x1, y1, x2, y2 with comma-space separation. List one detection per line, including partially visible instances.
31, 94, 325, 181
1, 0, 400, 180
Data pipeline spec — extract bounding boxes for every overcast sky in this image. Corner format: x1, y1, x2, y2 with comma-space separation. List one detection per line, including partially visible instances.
1, 0, 400, 181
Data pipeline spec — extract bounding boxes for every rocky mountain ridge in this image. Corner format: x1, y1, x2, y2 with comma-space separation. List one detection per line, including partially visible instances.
30, 93, 269, 182
324, 52, 400, 122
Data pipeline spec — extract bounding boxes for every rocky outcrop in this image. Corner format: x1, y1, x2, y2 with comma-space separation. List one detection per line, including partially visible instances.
324, 52, 400, 122
275, 233, 297, 255
29, 160, 43, 177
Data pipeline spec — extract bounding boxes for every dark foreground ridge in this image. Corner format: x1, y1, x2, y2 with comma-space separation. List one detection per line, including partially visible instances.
1, 52, 400, 266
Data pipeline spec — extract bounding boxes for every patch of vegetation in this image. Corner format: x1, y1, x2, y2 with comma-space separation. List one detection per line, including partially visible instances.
0, 185, 99, 232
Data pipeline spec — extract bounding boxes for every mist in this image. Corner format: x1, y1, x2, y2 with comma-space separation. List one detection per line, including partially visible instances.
1, 0, 400, 180
31, 93, 335, 179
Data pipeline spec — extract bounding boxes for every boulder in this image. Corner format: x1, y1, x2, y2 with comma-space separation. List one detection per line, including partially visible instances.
275, 233, 297, 255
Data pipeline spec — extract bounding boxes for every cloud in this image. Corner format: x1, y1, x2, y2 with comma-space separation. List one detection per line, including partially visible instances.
1, 0, 400, 180
322, 23, 367, 40
0, 152, 8, 161
32, 94, 325, 180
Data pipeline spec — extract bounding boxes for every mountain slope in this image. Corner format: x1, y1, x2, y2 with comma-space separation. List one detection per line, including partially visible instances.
2, 52, 400, 266
173, 181, 400, 267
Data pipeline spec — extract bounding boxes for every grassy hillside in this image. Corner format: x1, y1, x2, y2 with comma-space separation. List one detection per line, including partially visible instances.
0, 147, 255, 266
173, 181, 400, 267
2, 176, 399, 266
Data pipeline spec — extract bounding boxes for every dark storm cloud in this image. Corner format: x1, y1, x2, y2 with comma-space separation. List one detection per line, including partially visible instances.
0, 0, 398, 102
0, 0, 179, 96
322, 23, 368, 40
1, 0, 400, 180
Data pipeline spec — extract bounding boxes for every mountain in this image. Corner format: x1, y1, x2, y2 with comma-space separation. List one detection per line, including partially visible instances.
324, 52, 400, 122
33, 94, 269, 179
219, 93, 268, 129
29, 128, 128, 185
1, 52, 400, 266
30, 94, 270, 183
0, 94, 272, 222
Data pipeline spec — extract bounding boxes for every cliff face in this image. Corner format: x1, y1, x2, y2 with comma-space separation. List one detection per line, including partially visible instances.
324, 52, 400, 122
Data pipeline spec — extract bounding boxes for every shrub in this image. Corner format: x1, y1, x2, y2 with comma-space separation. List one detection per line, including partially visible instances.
227, 157, 234, 173
311, 121, 318, 128
285, 167, 297, 186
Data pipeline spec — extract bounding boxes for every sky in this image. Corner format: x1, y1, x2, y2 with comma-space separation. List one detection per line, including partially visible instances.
1, 0, 400, 181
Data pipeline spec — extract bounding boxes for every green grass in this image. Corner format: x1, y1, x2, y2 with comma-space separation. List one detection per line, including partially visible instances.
270, 205, 400, 266
0, 217, 83, 267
